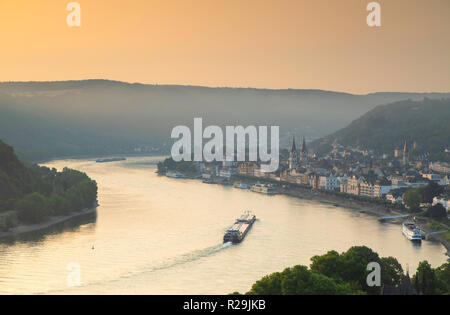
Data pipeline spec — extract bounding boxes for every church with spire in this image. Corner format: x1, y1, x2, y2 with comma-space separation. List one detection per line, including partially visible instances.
288, 137, 298, 170
287, 136, 308, 173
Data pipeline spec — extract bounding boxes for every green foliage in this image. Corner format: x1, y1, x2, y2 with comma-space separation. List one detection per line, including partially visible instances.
49, 194, 71, 216
55, 168, 91, 192
412, 261, 441, 295
425, 203, 447, 219
242, 247, 450, 295
15, 192, 51, 224
403, 188, 423, 212
310, 246, 392, 294
157, 157, 198, 174
423, 182, 444, 204
245, 246, 405, 295
435, 263, 450, 294
247, 265, 353, 295
0, 139, 97, 229
311, 246, 403, 294
380, 257, 404, 286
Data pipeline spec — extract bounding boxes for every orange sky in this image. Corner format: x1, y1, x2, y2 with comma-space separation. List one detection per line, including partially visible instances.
1, 0, 449, 94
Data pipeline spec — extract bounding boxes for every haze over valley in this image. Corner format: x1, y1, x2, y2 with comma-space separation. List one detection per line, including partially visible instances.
1, 80, 449, 161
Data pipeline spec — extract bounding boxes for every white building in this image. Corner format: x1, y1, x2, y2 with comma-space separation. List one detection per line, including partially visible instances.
219, 170, 232, 178
219, 167, 237, 178
433, 196, 450, 211
319, 175, 341, 191
386, 189, 406, 204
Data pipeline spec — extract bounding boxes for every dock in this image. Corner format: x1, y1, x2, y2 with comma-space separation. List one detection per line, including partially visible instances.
378, 214, 411, 222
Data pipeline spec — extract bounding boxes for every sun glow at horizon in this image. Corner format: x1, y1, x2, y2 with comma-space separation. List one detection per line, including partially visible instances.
1, 0, 449, 93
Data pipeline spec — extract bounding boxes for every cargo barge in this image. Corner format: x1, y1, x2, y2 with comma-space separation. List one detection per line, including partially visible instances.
96, 157, 126, 163
223, 212, 256, 243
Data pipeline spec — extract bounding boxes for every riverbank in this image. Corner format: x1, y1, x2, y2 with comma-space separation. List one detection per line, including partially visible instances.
169, 172, 450, 257
35, 153, 168, 164
0, 207, 97, 239
285, 185, 450, 257
281, 185, 449, 257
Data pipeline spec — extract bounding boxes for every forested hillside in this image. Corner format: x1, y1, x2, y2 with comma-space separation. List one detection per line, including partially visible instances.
0, 140, 97, 230
311, 98, 450, 160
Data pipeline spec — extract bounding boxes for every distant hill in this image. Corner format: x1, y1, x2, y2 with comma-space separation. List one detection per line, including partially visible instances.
311, 98, 450, 160
1, 80, 449, 161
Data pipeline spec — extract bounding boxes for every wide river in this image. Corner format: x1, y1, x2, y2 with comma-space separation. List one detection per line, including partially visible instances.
0, 156, 447, 294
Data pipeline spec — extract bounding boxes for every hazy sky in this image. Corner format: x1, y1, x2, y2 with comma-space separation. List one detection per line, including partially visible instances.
1, 0, 449, 94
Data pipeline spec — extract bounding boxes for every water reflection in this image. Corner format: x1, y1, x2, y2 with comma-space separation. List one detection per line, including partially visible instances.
0, 210, 97, 245
0, 156, 446, 295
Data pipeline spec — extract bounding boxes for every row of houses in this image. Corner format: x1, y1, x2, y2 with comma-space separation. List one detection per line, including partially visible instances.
429, 162, 450, 174
200, 159, 449, 209
237, 161, 447, 201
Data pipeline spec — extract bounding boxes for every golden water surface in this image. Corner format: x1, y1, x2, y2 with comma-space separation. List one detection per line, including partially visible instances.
0, 156, 446, 294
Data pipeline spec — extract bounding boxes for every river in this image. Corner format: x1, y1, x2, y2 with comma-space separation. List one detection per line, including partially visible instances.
0, 156, 447, 294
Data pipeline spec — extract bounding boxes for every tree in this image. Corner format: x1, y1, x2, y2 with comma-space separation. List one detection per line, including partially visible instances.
412, 261, 440, 295
15, 192, 51, 224
236, 247, 450, 295
49, 194, 71, 216
310, 250, 343, 280
247, 272, 282, 295
423, 181, 444, 204
247, 265, 353, 295
380, 256, 403, 286
340, 246, 381, 294
0, 140, 97, 226
403, 188, 422, 211
310, 246, 382, 294
435, 263, 450, 294
425, 203, 447, 219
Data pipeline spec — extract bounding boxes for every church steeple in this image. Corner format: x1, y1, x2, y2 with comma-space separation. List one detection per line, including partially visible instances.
301, 137, 307, 153
289, 137, 298, 170
299, 136, 308, 163
290, 137, 297, 153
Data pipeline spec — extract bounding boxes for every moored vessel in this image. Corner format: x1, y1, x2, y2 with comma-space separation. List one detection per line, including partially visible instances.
233, 182, 248, 189
251, 183, 276, 195
402, 221, 422, 242
166, 171, 185, 179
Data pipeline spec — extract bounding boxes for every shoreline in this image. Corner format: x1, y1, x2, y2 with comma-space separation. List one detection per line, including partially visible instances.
283, 186, 449, 257
171, 173, 450, 258
0, 207, 97, 239
34, 153, 168, 165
